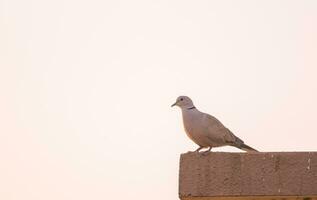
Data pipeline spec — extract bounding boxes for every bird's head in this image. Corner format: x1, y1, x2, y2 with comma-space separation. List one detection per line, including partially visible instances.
171, 96, 194, 109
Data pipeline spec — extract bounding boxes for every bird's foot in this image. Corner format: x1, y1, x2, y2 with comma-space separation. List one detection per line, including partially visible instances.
201, 147, 212, 156
194, 146, 203, 153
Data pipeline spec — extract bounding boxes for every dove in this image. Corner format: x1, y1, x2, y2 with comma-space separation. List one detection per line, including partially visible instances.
171, 96, 258, 153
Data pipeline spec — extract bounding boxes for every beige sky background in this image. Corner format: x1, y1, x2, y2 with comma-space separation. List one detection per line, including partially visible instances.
1, 0, 317, 199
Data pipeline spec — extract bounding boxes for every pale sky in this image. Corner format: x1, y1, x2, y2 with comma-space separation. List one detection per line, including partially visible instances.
0, 0, 317, 200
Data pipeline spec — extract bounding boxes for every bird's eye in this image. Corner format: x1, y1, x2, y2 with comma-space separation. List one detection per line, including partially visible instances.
180, 98, 183, 101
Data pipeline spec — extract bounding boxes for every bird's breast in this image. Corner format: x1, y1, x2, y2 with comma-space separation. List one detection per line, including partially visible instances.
181, 110, 210, 147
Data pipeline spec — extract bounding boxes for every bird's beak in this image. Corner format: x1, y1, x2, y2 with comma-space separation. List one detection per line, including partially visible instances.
171, 101, 177, 107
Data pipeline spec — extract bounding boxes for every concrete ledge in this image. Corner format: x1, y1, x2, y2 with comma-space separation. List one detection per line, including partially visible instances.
182, 197, 317, 200
179, 152, 317, 199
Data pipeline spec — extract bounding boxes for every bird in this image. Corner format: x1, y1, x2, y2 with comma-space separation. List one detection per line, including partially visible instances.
171, 96, 258, 153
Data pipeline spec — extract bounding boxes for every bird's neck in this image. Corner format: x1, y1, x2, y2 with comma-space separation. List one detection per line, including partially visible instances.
181, 106, 199, 122
181, 105, 197, 111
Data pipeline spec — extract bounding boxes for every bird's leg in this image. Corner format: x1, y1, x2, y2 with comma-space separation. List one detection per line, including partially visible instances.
194, 146, 203, 153
202, 146, 212, 155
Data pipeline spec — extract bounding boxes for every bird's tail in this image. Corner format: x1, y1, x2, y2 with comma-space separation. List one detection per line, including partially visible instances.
236, 143, 259, 152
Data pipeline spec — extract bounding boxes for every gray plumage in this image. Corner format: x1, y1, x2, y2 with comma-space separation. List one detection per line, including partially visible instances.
171, 96, 258, 152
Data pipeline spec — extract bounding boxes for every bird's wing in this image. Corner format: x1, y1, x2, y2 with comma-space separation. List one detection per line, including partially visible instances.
224, 128, 244, 145
204, 114, 240, 145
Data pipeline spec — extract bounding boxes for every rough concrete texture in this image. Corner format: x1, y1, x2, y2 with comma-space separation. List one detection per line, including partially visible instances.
179, 152, 317, 199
